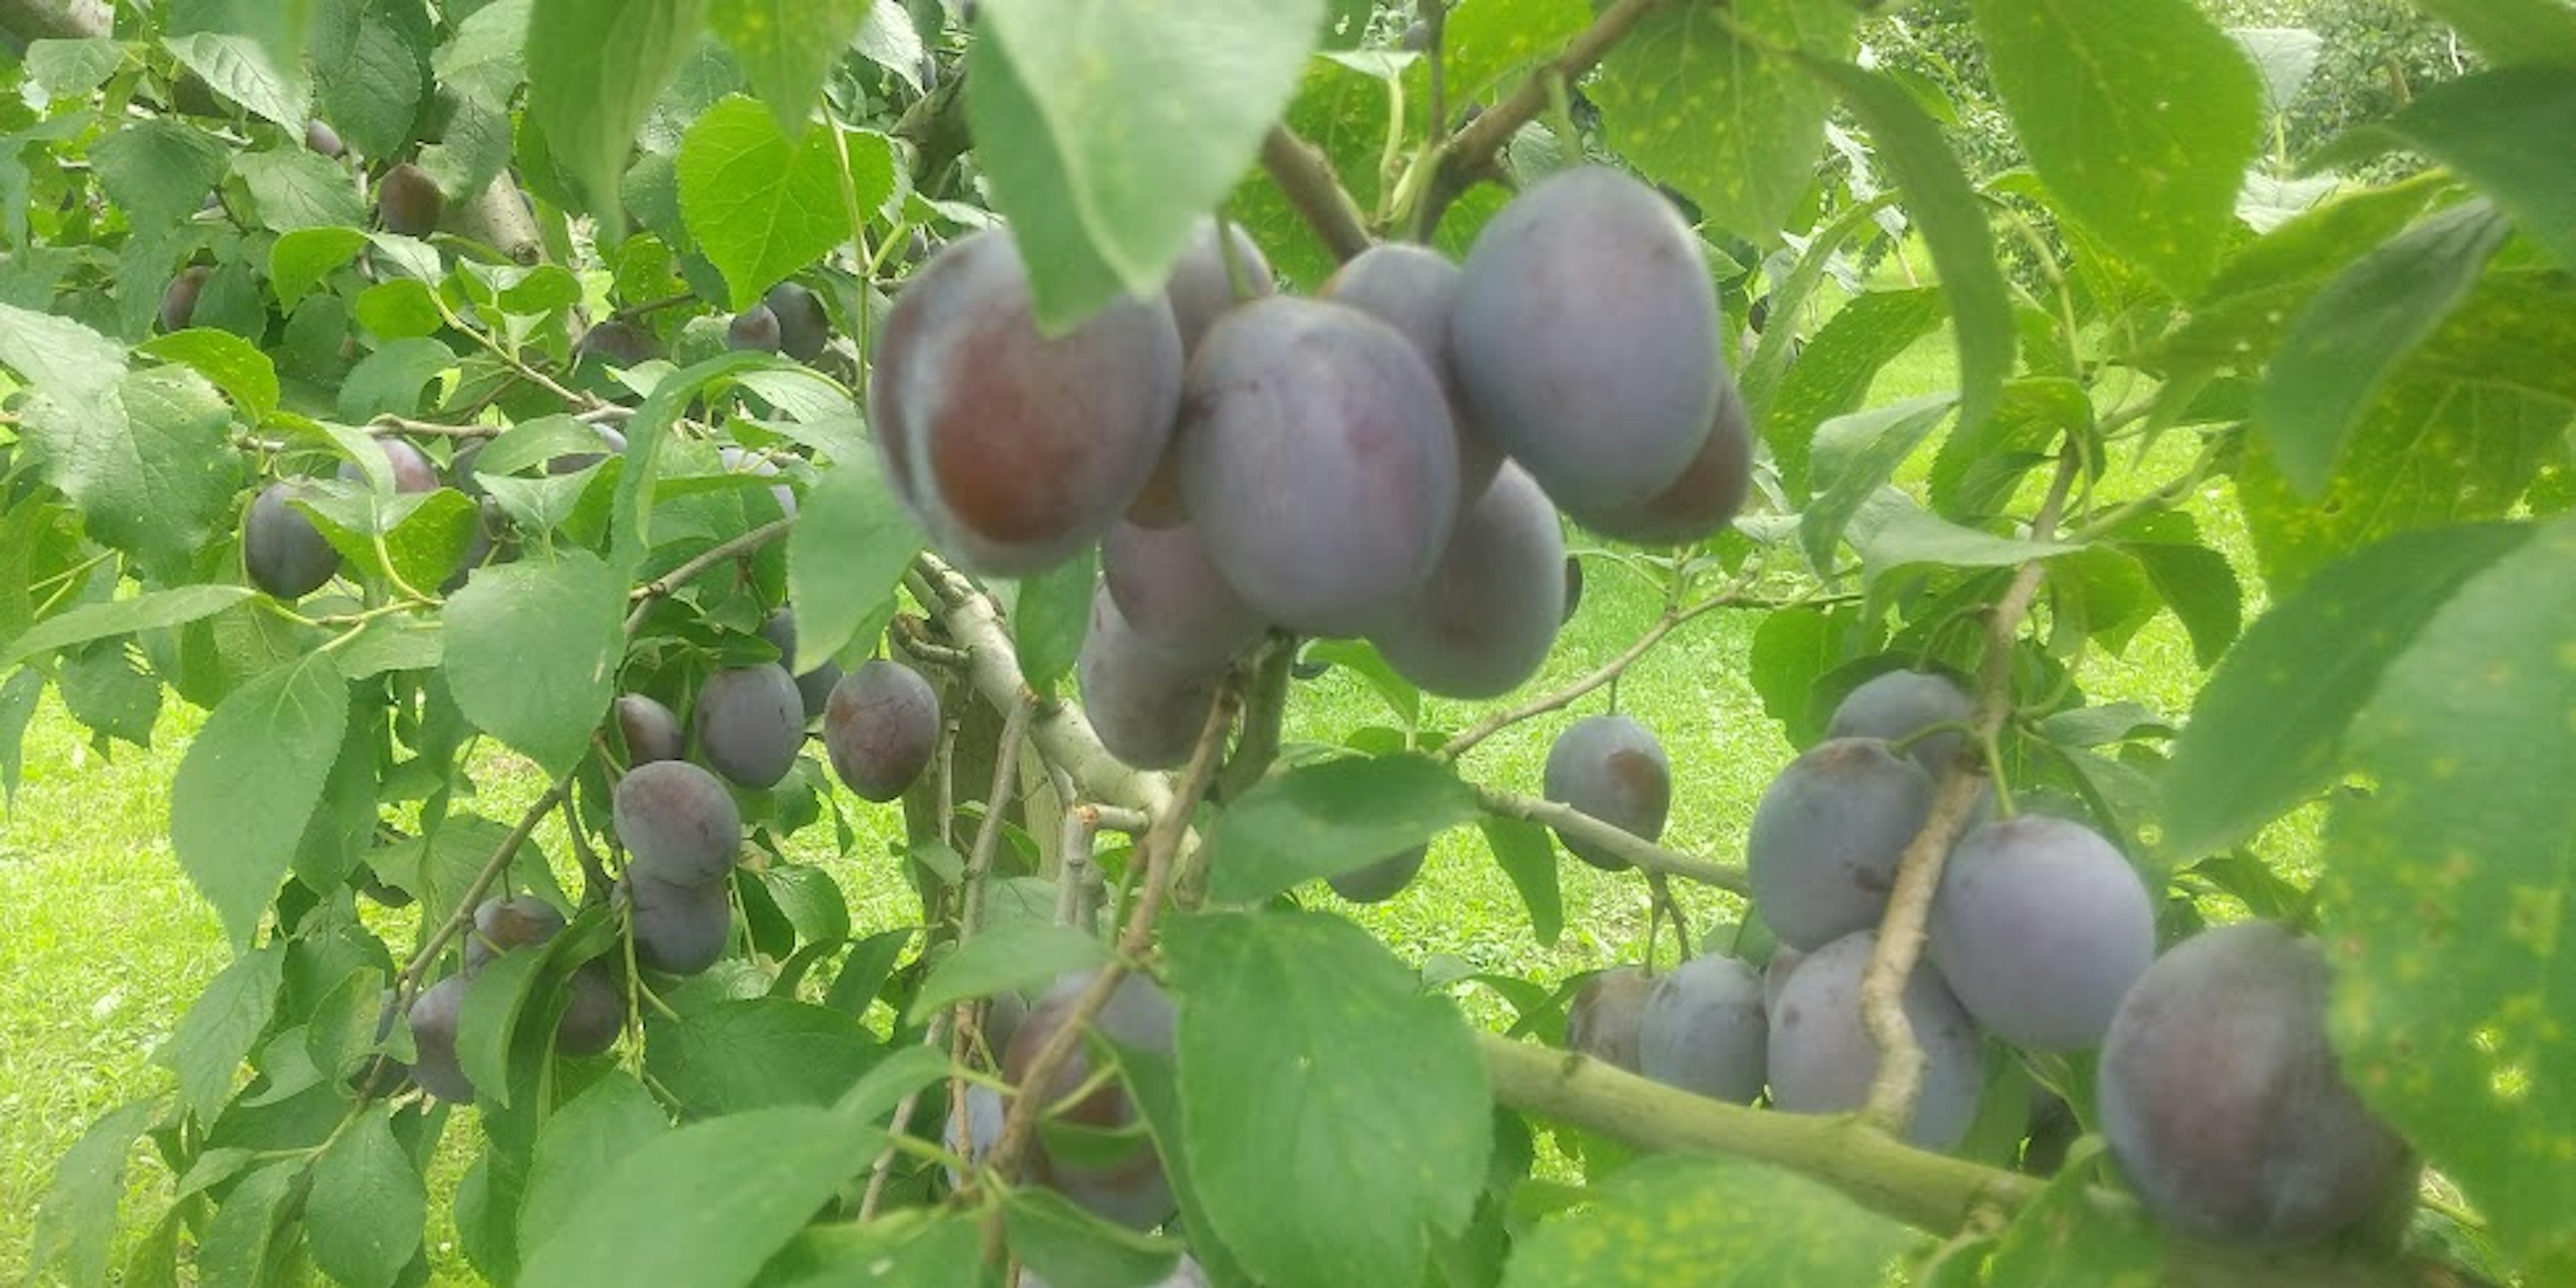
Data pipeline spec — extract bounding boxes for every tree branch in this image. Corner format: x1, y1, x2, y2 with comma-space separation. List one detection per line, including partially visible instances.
397, 773, 576, 991
1477, 786, 1749, 895
1260, 125, 1375, 263
1439, 590, 1740, 761
1417, 0, 1670, 236
623, 517, 799, 633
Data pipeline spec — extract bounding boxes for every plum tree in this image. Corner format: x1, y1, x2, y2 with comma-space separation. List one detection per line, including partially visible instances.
1638, 952, 1768, 1104
1827, 669, 1976, 781
1450, 164, 1723, 516
624, 869, 732, 975
1321, 241, 1503, 496
823, 659, 942, 803
693, 664, 806, 788
2098, 920, 2411, 1248
1326, 843, 1426, 904
1540, 714, 1672, 871
726, 303, 782, 354
1557, 380, 1752, 546
1564, 966, 1654, 1073
1076, 586, 1223, 771
242, 481, 343, 599
1766, 930, 1984, 1150
765, 281, 831, 361
158, 265, 209, 332
1746, 739, 1935, 949
1101, 521, 1268, 669
1175, 296, 1463, 638
612, 759, 742, 886
1927, 815, 2155, 1052
1004, 970, 1179, 1230
1163, 217, 1275, 355
614, 693, 685, 766
405, 976, 472, 1103
869, 227, 1184, 575
376, 162, 444, 237
1369, 462, 1566, 699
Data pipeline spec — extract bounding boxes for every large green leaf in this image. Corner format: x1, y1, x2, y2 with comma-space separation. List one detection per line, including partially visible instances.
2329, 66, 2576, 274
458, 946, 551, 1106
708, 0, 875, 137
194, 1159, 299, 1286
2325, 517, 2576, 1262
784, 452, 919, 674
1801, 393, 1960, 572
1968, 0, 2260, 295
1497, 1154, 1911, 1287
441, 551, 628, 777
2160, 522, 2530, 861
2415, 0, 2576, 68
1591, 0, 1858, 238
25, 366, 243, 578
520, 1073, 671, 1242
1479, 816, 1561, 949
906, 922, 1108, 1024
1760, 288, 1947, 499
525, 0, 711, 237
164, 29, 311, 127
170, 653, 352, 947
306, 1104, 427, 1288
28, 1099, 160, 1288
1168, 910, 1490, 1288
312, 0, 433, 160
1203, 755, 1483, 904
0, 301, 127, 407
89, 119, 233, 231
677, 97, 879, 309
967, 0, 1324, 327
2253, 200, 2513, 495
158, 941, 284, 1122
519, 1106, 879, 1288
0, 586, 256, 671
645, 996, 880, 1116
140, 328, 280, 421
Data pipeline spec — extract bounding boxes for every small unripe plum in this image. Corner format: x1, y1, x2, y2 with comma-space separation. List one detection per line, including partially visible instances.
765, 281, 831, 361
823, 659, 941, 803
1452, 165, 1723, 516
1322, 241, 1503, 496
614, 693, 685, 766
1102, 520, 1267, 670
870, 227, 1184, 576
1638, 952, 1768, 1104
159, 265, 211, 332
625, 870, 732, 975
465, 894, 565, 972
556, 962, 626, 1056
1163, 218, 1275, 355
1369, 462, 1566, 699
1005, 970, 1178, 1230
576, 320, 659, 370
377, 162, 445, 237
1077, 586, 1223, 771
1557, 378, 1752, 546
1827, 668, 1976, 782
406, 976, 473, 1103
612, 759, 742, 885
1766, 930, 1984, 1150
725, 303, 782, 354
1326, 843, 1426, 904
1564, 966, 1655, 1073
1928, 816, 2155, 1053
305, 119, 344, 157
1175, 296, 1462, 637
694, 664, 806, 788
1746, 738, 1934, 950
1541, 714, 1671, 871
2098, 921, 2410, 1248
244, 481, 343, 599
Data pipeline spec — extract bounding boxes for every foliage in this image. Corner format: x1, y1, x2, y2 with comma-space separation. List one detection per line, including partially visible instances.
2, 1, 2570, 1286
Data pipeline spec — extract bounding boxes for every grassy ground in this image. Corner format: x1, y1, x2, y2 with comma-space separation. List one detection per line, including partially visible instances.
0, 300, 2255, 1278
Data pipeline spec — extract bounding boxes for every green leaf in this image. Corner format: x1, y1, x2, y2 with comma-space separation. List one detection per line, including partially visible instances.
163, 30, 311, 127
25, 366, 244, 578
907, 922, 1110, 1024
58, 642, 160, 748
312, 0, 432, 160
526, 0, 712, 237
1842, 488, 2078, 581
458, 946, 551, 1106
1479, 816, 1561, 949
2117, 535, 2242, 669
270, 227, 370, 305
521, 1072, 671, 1244
1804, 62, 2013, 445
967, 0, 1324, 327
2415, 0, 2576, 69
1203, 755, 1483, 904
2160, 522, 2530, 861
1012, 546, 1095, 693
443, 551, 629, 777
195, 1159, 300, 1287
22, 39, 125, 101
1002, 1187, 1185, 1288
678, 97, 877, 309
158, 941, 284, 1122
306, 1104, 426, 1288
519, 1106, 879, 1288
1983, 1143, 2161, 1286
0, 586, 256, 672
0, 301, 127, 407
235, 146, 369, 231
708, 0, 874, 138
1801, 392, 1960, 572
2328, 66, 2576, 274
170, 654, 352, 948
1759, 288, 1946, 498
352, 282, 447, 345
1117, 1048, 1256, 1288
0, 669, 39, 806
2253, 201, 2514, 495
2325, 517, 2576, 1261
756, 1210, 989, 1287
140, 329, 278, 423
90, 119, 233, 231
1168, 910, 1491, 1288
29, 1099, 160, 1288
645, 996, 880, 1115
1442, 0, 1587, 104
1591, 0, 1859, 237
1968, 0, 2260, 295
1499, 1154, 1911, 1287
1927, 377, 2090, 522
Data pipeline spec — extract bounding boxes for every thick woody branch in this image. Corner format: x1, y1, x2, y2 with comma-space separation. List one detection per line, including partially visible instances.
1477, 786, 1749, 896
1260, 126, 1375, 263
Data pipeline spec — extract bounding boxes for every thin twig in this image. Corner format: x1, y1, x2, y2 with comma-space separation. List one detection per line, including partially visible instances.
959, 694, 1036, 946
369, 415, 502, 439
397, 774, 576, 992
1475, 786, 1750, 894
622, 517, 798, 632
1439, 589, 1742, 760
859, 1014, 953, 1219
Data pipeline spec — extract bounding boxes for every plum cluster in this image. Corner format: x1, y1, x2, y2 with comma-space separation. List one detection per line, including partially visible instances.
870, 167, 1754, 761
403, 894, 627, 1104
947, 970, 1181, 1230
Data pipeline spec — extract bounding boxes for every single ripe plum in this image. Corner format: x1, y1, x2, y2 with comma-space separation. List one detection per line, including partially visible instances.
1564, 966, 1655, 1074
406, 976, 473, 1103
2097, 920, 2410, 1248
1101, 519, 1268, 670
1076, 586, 1224, 771
1369, 462, 1566, 699
1827, 668, 1976, 781
726, 303, 782, 354
555, 961, 627, 1056
1766, 930, 1984, 1150
625, 870, 733, 975
464, 894, 565, 972
244, 481, 343, 599
1322, 241, 1503, 496
614, 693, 685, 766
576, 320, 659, 370
1163, 217, 1275, 355
1746, 738, 1934, 950
341, 437, 440, 494
612, 759, 742, 886
765, 281, 832, 361
1004, 970, 1179, 1230
694, 664, 806, 788
869, 227, 1183, 575
1540, 714, 1672, 871
1326, 843, 1427, 904
376, 162, 444, 237
823, 659, 941, 803
1638, 952, 1768, 1104
1175, 296, 1462, 638
1557, 378, 1752, 546
1927, 815, 2155, 1053
159, 265, 211, 332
